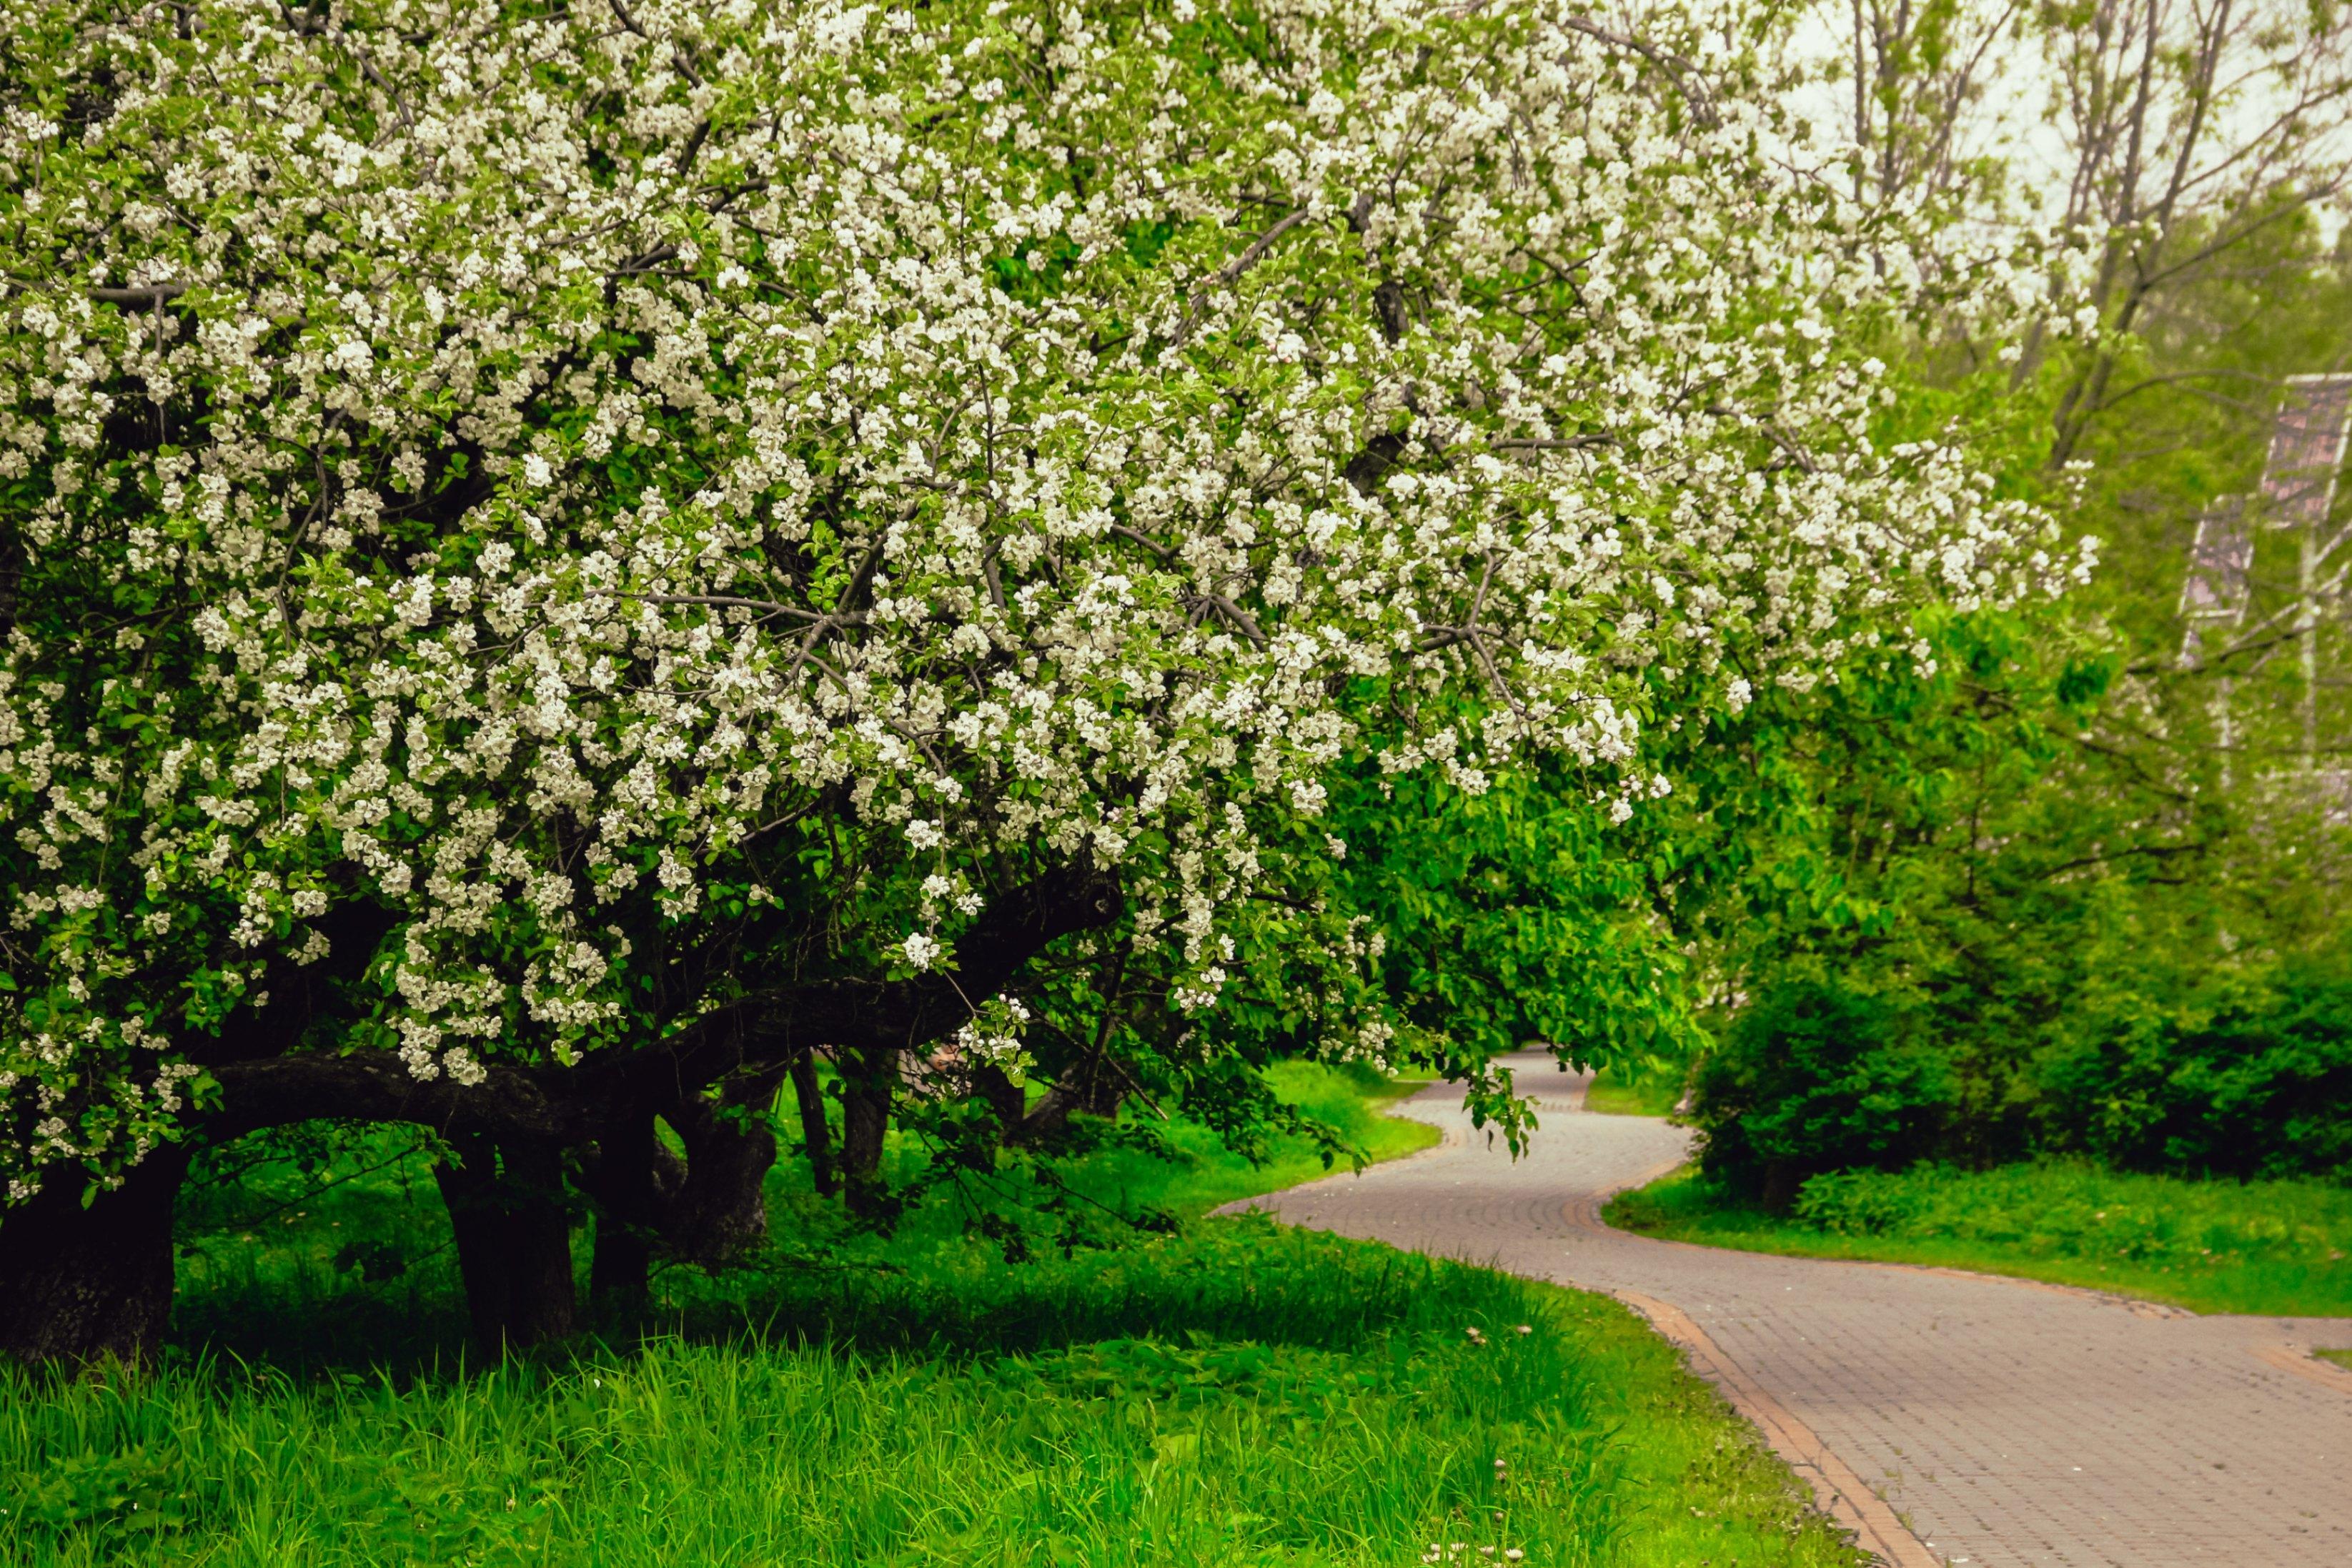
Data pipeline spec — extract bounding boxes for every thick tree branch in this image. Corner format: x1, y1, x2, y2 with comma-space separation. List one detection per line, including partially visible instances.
204, 863, 1123, 1143
88, 284, 188, 307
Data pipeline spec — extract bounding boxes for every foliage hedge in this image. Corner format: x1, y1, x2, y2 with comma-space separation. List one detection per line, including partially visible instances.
1689, 961, 2352, 1196
1674, 605, 2352, 1199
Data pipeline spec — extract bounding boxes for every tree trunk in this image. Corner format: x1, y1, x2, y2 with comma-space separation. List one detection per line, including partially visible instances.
839, 1047, 897, 1218
585, 1110, 674, 1316
434, 1133, 577, 1354
1015, 1085, 1077, 1144
971, 1063, 1028, 1141
1078, 1059, 1125, 1120
661, 1063, 788, 1266
0, 1146, 191, 1369
790, 1047, 837, 1196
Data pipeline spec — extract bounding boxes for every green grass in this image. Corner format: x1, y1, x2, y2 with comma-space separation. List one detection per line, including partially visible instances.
1041, 1060, 1441, 1223
164, 1063, 1441, 1369
1579, 1070, 1680, 1118
1, 1230, 1860, 1568
2319, 1349, 2352, 1371
1605, 1161, 2352, 1318
1, 1063, 1862, 1567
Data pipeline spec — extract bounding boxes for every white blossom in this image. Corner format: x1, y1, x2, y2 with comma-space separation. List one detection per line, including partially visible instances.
0, 0, 2078, 1193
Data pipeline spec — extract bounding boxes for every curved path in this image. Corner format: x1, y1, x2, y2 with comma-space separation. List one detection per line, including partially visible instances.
1227, 1054, 2352, 1568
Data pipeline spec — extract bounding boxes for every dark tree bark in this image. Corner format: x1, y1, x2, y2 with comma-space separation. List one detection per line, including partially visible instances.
1014, 1085, 1078, 1144
1077, 1061, 1126, 1119
790, 1047, 838, 1196
660, 1063, 789, 1266
838, 1047, 897, 1218
971, 1063, 1028, 1141
434, 1133, 577, 1353
585, 1110, 675, 1316
0, 1146, 191, 1368
207, 863, 1124, 1150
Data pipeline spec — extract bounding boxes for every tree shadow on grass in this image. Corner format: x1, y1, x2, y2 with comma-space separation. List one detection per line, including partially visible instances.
164, 1123, 1539, 1394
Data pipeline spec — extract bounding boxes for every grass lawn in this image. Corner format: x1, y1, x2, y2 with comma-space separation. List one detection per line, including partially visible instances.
1579, 1069, 1682, 1118
2321, 1349, 2352, 1370
1058, 1059, 1442, 1221
1604, 1161, 2352, 1319
0, 1063, 1862, 1567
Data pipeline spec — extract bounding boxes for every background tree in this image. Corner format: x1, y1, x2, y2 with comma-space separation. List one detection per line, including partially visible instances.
1676, 0, 2352, 1199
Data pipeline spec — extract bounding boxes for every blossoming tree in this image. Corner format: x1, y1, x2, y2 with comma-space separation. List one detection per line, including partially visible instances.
0, 0, 2073, 1359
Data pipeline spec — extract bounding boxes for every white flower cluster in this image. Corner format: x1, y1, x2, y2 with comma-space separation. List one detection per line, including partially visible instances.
0, 0, 2076, 1192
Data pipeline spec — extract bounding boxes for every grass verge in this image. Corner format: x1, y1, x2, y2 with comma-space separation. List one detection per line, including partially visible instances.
1605, 1161, 2352, 1318
1580, 1070, 1681, 1118
1, 1063, 1862, 1567
1041, 1059, 1442, 1223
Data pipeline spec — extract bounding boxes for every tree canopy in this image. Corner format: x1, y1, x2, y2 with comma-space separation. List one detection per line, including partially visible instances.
0, 0, 2103, 1362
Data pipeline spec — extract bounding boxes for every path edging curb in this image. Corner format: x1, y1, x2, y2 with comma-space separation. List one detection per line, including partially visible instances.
1609, 1286, 1942, 1568
2252, 1341, 2352, 1397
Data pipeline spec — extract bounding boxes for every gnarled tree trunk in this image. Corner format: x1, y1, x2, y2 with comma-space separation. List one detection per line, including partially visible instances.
0, 1146, 191, 1368
790, 1047, 837, 1196
661, 1063, 789, 1266
838, 1046, 897, 1218
585, 1109, 681, 1316
435, 1133, 577, 1353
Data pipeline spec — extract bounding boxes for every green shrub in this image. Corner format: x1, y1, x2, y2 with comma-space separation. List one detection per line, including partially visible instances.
1789, 1168, 1941, 1235
1691, 961, 2352, 1195
2038, 971, 2352, 1182
1688, 980, 1956, 1204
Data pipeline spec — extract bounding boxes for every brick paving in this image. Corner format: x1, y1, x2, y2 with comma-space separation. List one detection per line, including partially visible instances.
1229, 1054, 2352, 1568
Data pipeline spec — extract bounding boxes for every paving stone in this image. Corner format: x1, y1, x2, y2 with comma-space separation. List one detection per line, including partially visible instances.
1229, 1054, 2352, 1568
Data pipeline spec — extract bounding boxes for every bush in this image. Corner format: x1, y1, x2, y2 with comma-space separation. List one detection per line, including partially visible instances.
2038, 970, 2352, 1182
1688, 979, 1957, 1205
1672, 600, 2351, 1199
1788, 1167, 1942, 1235
1690, 965, 2352, 1196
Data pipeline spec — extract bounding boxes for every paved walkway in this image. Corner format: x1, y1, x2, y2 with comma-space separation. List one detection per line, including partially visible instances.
1229, 1054, 2352, 1568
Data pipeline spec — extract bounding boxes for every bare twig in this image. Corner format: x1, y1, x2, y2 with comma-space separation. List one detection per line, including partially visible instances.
1487, 434, 1613, 452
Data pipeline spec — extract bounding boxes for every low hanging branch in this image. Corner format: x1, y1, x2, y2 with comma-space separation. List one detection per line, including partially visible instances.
206, 864, 1125, 1144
